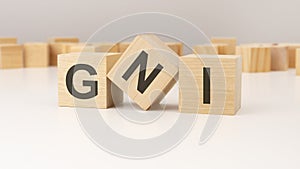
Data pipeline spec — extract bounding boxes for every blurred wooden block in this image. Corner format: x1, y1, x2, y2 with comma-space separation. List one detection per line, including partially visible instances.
166, 42, 183, 56
179, 54, 242, 115
193, 43, 228, 55
236, 45, 271, 72
0, 38, 17, 44
194, 45, 217, 54
24, 43, 49, 67
211, 37, 237, 54
58, 52, 123, 108
269, 45, 289, 71
65, 43, 96, 53
49, 42, 78, 66
296, 49, 300, 76
92, 43, 119, 53
48, 37, 79, 43
107, 34, 179, 110
118, 42, 131, 53
0, 44, 23, 69
278, 44, 300, 68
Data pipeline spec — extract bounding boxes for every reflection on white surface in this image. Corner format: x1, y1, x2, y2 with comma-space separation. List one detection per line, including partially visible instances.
0, 68, 300, 169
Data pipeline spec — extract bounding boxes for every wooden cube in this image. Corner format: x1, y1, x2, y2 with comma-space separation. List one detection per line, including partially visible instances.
118, 42, 131, 53
48, 37, 79, 43
65, 43, 96, 53
49, 42, 78, 66
179, 54, 242, 115
236, 45, 271, 72
296, 49, 300, 76
58, 52, 123, 108
166, 42, 183, 56
0, 38, 17, 44
24, 43, 49, 67
278, 44, 300, 68
269, 45, 289, 71
211, 37, 237, 55
193, 43, 228, 55
107, 34, 179, 110
92, 43, 119, 53
0, 44, 23, 69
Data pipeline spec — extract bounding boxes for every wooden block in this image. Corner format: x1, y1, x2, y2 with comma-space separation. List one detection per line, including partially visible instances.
49, 42, 78, 66
107, 34, 179, 110
65, 43, 96, 53
296, 49, 300, 76
269, 44, 289, 71
211, 37, 237, 55
179, 54, 242, 115
48, 37, 79, 43
0, 44, 23, 69
58, 52, 123, 108
193, 43, 228, 55
24, 43, 49, 67
166, 42, 183, 56
236, 45, 271, 72
0, 38, 17, 44
118, 42, 131, 53
278, 44, 300, 68
92, 43, 119, 53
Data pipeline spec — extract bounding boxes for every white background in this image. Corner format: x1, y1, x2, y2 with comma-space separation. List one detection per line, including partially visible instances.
1, 0, 300, 43
0, 68, 300, 169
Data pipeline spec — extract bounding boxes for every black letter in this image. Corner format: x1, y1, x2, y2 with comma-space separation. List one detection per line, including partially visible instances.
122, 51, 164, 94
203, 67, 210, 104
66, 64, 98, 99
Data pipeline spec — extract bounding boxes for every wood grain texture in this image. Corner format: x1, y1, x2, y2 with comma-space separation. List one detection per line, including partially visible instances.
179, 54, 242, 115
211, 37, 237, 55
58, 52, 123, 108
236, 45, 271, 72
24, 43, 49, 67
107, 34, 179, 110
0, 44, 23, 69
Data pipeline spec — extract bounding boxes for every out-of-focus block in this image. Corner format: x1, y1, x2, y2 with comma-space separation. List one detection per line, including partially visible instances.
0, 38, 17, 44
0, 44, 23, 69
211, 37, 237, 55
194, 45, 217, 54
269, 45, 289, 71
58, 52, 123, 108
65, 43, 96, 53
179, 54, 242, 115
48, 37, 79, 43
24, 43, 49, 67
193, 43, 228, 55
278, 44, 300, 68
107, 34, 179, 110
49, 42, 78, 66
118, 42, 131, 53
166, 42, 183, 56
92, 43, 119, 53
296, 49, 300, 76
236, 45, 271, 72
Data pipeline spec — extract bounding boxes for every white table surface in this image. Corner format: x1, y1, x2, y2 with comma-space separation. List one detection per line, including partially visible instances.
0, 67, 299, 169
